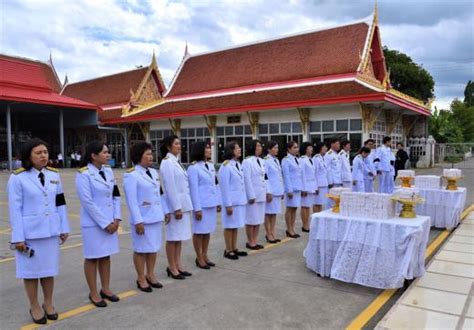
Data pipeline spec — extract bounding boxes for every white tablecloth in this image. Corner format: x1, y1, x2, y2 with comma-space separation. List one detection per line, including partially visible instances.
413, 187, 466, 229
303, 210, 430, 289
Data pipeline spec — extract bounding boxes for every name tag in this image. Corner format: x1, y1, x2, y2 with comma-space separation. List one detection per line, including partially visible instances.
142, 201, 151, 206
50, 180, 59, 184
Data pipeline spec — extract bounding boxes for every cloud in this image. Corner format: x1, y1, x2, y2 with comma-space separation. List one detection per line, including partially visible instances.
1, 0, 472, 109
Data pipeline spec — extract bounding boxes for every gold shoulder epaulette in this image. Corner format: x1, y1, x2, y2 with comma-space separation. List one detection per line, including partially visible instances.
163, 156, 169, 160
46, 166, 59, 173
126, 167, 135, 173
13, 167, 26, 175
223, 160, 229, 166
103, 164, 111, 168
191, 161, 197, 165
78, 166, 88, 173
264, 156, 269, 159
245, 156, 251, 159
328, 150, 333, 154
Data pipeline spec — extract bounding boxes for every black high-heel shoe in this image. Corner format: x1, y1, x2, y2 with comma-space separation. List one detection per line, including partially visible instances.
246, 243, 260, 250
100, 290, 120, 302
146, 277, 163, 289
166, 267, 185, 280
234, 249, 248, 257
179, 269, 192, 277
286, 230, 300, 238
42, 304, 58, 320
136, 280, 152, 293
224, 250, 238, 260
206, 260, 216, 267
195, 258, 211, 269
30, 309, 47, 324
89, 294, 107, 308
301, 227, 310, 233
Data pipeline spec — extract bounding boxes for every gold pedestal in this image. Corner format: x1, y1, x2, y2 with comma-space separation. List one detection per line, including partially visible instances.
442, 176, 462, 191
399, 177, 413, 188
326, 194, 341, 213
392, 196, 424, 218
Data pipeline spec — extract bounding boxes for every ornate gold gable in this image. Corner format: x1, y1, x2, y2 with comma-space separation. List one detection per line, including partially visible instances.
122, 52, 166, 117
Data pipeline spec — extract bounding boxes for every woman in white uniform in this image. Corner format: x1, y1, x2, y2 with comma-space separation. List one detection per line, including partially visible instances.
299, 142, 317, 233
123, 142, 170, 292
159, 135, 193, 280
352, 147, 371, 192
242, 140, 266, 250
263, 141, 284, 244
8, 138, 69, 324
218, 141, 248, 260
187, 141, 221, 269
281, 141, 303, 238
76, 141, 121, 307
313, 142, 329, 213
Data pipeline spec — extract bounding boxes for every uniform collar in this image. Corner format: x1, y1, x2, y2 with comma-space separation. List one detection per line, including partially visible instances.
167, 152, 179, 161
135, 164, 148, 172
87, 163, 105, 174
31, 167, 46, 175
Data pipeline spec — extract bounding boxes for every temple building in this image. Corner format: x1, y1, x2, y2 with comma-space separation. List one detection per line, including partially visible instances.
1, 7, 431, 167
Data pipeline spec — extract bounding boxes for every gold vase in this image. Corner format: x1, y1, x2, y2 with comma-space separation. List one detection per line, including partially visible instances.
399, 177, 413, 188
442, 176, 462, 191
392, 196, 424, 218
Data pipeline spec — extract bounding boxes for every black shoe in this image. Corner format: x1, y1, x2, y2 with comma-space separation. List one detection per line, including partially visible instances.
179, 270, 192, 277
136, 280, 152, 293
246, 243, 260, 250
224, 250, 239, 260
146, 277, 163, 289
301, 227, 310, 233
275, 238, 282, 243
89, 295, 107, 308
206, 261, 216, 267
100, 290, 120, 302
30, 309, 47, 324
234, 249, 248, 257
286, 230, 300, 238
166, 267, 185, 280
265, 235, 278, 244
42, 304, 58, 320
195, 259, 211, 269
256, 244, 264, 249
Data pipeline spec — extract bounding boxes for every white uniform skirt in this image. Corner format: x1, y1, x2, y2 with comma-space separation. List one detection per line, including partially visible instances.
314, 187, 329, 206
82, 226, 120, 259
222, 205, 245, 229
342, 181, 352, 188
285, 191, 301, 208
192, 207, 217, 234
16, 236, 59, 279
364, 179, 374, 193
353, 181, 365, 192
131, 221, 163, 253
166, 211, 192, 241
245, 201, 265, 225
265, 195, 282, 214
301, 193, 316, 208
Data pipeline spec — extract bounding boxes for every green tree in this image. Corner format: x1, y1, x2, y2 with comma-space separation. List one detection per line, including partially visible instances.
428, 108, 463, 143
451, 98, 474, 142
464, 80, 474, 106
383, 47, 435, 103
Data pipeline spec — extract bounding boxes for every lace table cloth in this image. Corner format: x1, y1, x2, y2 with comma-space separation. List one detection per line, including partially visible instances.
413, 187, 466, 229
303, 210, 430, 289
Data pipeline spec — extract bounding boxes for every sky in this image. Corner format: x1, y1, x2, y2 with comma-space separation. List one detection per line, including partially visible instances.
1, 0, 473, 110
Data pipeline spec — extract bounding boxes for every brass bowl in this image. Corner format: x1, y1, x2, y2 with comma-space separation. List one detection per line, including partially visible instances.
398, 176, 413, 188
391, 196, 425, 218
326, 194, 341, 213
441, 176, 463, 191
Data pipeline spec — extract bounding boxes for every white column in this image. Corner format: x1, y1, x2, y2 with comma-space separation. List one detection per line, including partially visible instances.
210, 126, 217, 163
59, 109, 65, 160
6, 104, 12, 171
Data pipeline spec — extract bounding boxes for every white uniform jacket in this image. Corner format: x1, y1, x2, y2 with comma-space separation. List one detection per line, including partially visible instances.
218, 159, 247, 208
242, 156, 267, 202
352, 155, 368, 182
325, 149, 342, 185
281, 154, 303, 193
159, 153, 193, 213
339, 150, 352, 183
123, 165, 169, 225
187, 161, 221, 211
76, 164, 121, 229
300, 155, 318, 193
313, 154, 329, 188
8, 167, 70, 243
264, 155, 284, 196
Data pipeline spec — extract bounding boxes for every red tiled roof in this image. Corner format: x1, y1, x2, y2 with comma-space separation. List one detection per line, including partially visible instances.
62, 67, 148, 106
108, 81, 379, 123
99, 108, 123, 122
167, 22, 370, 97
0, 54, 96, 109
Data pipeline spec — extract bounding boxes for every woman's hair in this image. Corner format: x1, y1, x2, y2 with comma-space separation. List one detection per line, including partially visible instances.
130, 141, 153, 165
287, 140, 297, 150
383, 136, 392, 144
223, 141, 239, 160
190, 140, 208, 162
314, 142, 326, 154
341, 140, 351, 147
20, 138, 49, 170
299, 142, 312, 156
247, 139, 262, 155
266, 140, 278, 151
160, 135, 179, 158
81, 140, 107, 167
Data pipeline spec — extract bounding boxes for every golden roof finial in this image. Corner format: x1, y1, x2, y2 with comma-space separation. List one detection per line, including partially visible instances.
374, 0, 379, 25
184, 41, 189, 58
151, 49, 157, 67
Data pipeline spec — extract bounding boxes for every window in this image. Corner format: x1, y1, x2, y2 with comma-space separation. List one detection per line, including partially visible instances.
259, 124, 268, 134
292, 122, 302, 133
310, 121, 321, 132
336, 120, 348, 131
269, 123, 279, 134
350, 119, 362, 131
281, 123, 291, 133
322, 120, 334, 132
227, 115, 241, 124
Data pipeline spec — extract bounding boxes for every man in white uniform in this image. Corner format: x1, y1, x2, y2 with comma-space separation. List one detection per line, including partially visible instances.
363, 139, 377, 192
377, 136, 395, 194
324, 139, 342, 188
339, 140, 352, 188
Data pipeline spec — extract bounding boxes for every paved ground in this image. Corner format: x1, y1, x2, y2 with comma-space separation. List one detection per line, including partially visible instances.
0, 164, 471, 329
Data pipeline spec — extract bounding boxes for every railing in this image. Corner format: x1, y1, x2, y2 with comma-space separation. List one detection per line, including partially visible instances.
434, 143, 474, 169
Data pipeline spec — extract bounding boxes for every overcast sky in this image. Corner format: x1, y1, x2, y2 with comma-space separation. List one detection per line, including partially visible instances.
1, 0, 472, 109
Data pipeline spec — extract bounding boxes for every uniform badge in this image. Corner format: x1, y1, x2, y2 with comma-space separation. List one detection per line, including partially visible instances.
50, 180, 59, 184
